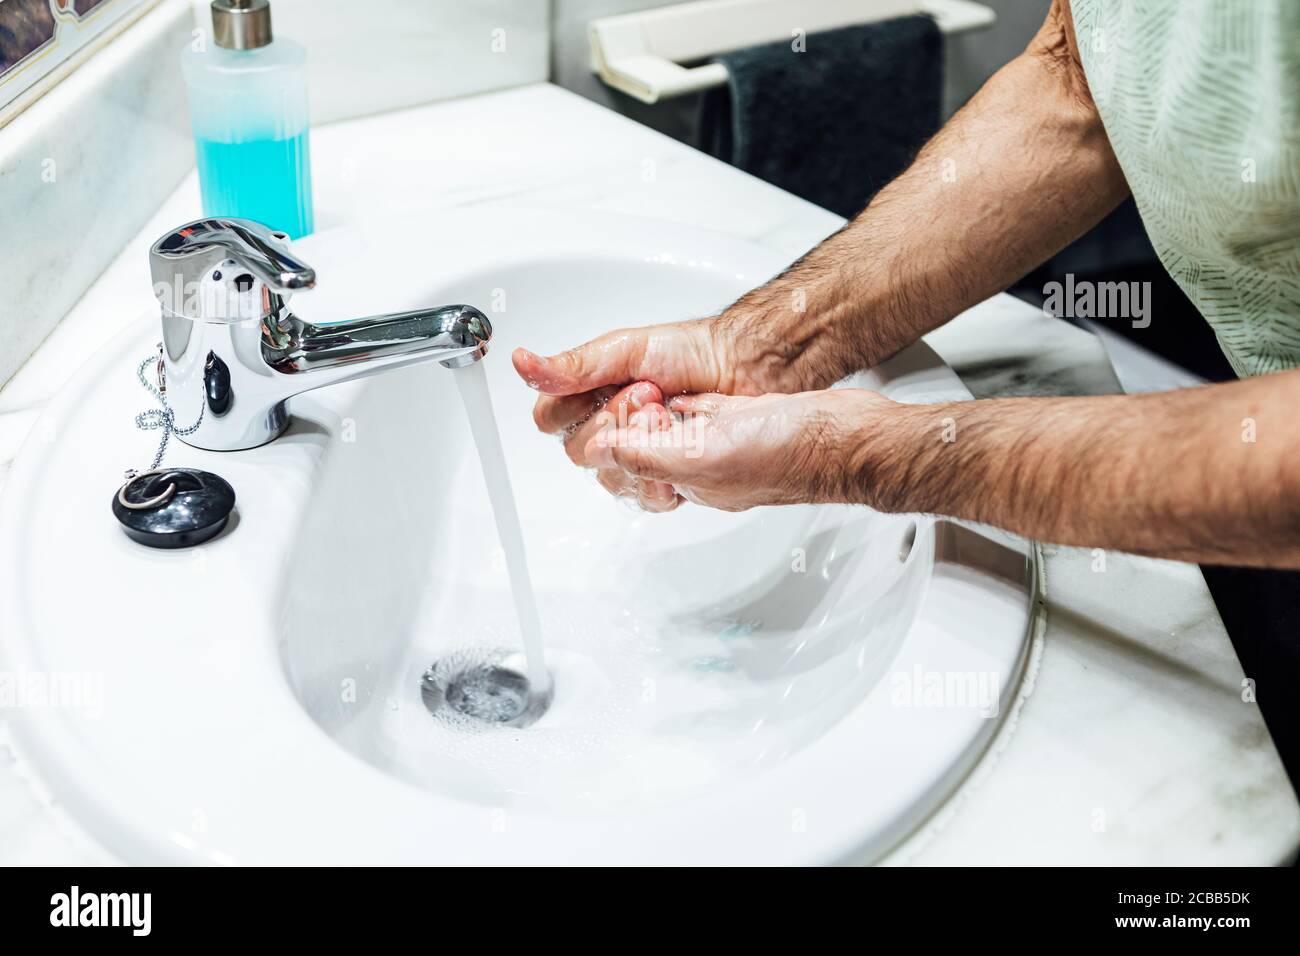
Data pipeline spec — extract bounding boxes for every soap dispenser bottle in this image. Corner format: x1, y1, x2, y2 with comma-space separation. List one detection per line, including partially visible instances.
181, 0, 314, 238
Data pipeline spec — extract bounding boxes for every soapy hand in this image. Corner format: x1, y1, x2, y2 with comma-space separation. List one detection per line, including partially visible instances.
584, 389, 893, 512
512, 316, 811, 510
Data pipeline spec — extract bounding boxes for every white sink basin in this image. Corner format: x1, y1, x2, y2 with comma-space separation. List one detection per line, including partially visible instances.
0, 208, 1036, 864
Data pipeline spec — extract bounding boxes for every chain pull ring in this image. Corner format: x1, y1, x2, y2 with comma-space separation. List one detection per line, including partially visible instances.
123, 343, 205, 483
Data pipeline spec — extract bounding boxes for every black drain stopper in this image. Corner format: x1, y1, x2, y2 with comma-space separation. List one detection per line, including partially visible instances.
112, 468, 235, 549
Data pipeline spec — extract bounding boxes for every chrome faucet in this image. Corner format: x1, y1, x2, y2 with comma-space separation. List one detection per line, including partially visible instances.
148, 217, 491, 450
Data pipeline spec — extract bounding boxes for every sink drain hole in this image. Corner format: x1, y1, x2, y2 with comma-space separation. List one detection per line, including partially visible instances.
422, 649, 551, 729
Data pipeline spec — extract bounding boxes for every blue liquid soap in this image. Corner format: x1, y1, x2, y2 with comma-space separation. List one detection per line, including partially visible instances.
181, 2, 314, 238
195, 133, 314, 239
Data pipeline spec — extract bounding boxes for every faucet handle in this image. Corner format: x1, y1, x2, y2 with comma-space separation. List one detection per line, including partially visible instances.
150, 217, 316, 320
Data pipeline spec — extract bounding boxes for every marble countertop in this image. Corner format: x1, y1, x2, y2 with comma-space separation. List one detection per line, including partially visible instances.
1, 83, 1295, 865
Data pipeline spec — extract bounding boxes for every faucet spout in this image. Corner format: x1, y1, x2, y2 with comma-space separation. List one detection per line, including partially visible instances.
148, 217, 493, 451
269, 304, 492, 380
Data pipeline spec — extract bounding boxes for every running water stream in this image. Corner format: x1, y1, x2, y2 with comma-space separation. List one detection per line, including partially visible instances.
451, 361, 552, 698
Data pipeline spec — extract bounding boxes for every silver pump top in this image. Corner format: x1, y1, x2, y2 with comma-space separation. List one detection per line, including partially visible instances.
212, 0, 273, 51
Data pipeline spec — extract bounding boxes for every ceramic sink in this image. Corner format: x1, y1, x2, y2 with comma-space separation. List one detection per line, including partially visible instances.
0, 208, 1037, 864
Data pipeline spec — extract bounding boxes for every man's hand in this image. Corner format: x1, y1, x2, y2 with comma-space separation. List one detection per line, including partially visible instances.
512, 315, 821, 508
585, 390, 893, 513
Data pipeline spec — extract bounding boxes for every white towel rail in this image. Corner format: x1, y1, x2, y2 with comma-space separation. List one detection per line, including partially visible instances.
589, 0, 996, 104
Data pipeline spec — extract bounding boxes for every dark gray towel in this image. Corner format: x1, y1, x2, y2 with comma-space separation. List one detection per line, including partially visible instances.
699, 15, 943, 218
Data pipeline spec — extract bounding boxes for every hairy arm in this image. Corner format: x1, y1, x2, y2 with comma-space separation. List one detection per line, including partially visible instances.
589, 372, 1300, 567
731, 0, 1130, 392
844, 371, 1300, 568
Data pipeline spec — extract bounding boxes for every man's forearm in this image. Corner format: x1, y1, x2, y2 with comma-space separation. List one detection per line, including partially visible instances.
851, 372, 1300, 568
724, 0, 1130, 390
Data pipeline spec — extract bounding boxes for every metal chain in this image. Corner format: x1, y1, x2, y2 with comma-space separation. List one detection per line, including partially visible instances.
131, 351, 204, 473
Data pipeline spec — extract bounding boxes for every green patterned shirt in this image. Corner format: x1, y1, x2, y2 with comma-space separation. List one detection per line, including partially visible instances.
1072, 0, 1300, 376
